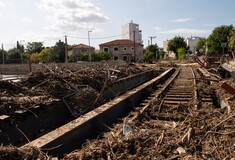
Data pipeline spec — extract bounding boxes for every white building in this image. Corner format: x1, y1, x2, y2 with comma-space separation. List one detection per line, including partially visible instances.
186, 36, 203, 53
163, 40, 176, 59
163, 40, 170, 52
122, 21, 142, 44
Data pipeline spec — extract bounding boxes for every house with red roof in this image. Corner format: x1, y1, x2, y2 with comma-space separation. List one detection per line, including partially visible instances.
68, 43, 95, 60
99, 39, 144, 62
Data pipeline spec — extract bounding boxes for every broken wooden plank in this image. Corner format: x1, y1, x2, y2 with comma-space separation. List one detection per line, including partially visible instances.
220, 82, 235, 95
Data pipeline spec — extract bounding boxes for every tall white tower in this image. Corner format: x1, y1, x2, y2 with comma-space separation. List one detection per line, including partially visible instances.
122, 20, 142, 43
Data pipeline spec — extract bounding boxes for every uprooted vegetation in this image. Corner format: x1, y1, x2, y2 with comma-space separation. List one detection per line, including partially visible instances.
65, 96, 235, 160
0, 61, 155, 116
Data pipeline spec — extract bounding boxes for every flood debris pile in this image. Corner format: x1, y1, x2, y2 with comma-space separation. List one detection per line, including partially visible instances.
0, 145, 48, 160
19, 62, 152, 115
0, 62, 153, 116
65, 95, 234, 159
0, 62, 156, 159
213, 79, 235, 108
0, 80, 56, 116
65, 108, 235, 159
21, 62, 150, 95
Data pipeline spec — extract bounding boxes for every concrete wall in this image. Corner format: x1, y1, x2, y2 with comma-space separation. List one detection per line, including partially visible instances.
0, 61, 129, 75
0, 63, 38, 75
100, 45, 143, 62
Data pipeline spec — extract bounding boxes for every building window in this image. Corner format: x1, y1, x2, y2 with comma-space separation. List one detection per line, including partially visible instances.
123, 47, 127, 51
131, 47, 134, 51
113, 47, 119, 52
104, 47, 109, 52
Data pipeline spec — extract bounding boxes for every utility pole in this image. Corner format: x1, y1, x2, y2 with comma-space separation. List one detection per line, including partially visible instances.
88, 31, 92, 46
149, 36, 156, 45
65, 35, 68, 63
20, 40, 25, 64
1, 43, 4, 64
133, 30, 136, 62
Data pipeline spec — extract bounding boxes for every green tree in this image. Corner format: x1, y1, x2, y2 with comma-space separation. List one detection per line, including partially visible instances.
146, 44, 158, 59
229, 28, 235, 51
207, 25, 233, 55
99, 52, 111, 60
143, 50, 154, 63
177, 48, 186, 60
38, 48, 58, 63
68, 55, 77, 62
91, 52, 101, 61
6, 48, 21, 63
17, 41, 24, 53
90, 52, 111, 61
30, 53, 40, 63
53, 40, 66, 62
158, 50, 165, 59
168, 36, 188, 59
195, 38, 207, 54
80, 52, 90, 61
25, 42, 44, 55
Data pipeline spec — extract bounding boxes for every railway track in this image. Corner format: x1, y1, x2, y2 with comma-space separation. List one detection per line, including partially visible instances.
157, 67, 198, 120
23, 65, 227, 158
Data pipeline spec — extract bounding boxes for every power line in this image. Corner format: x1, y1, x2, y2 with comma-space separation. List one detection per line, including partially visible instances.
41, 36, 65, 43
1, 32, 131, 50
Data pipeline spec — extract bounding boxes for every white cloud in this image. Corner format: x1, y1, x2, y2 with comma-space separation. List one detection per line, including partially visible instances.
38, 0, 109, 32
0, 12, 2, 17
22, 17, 32, 24
0, 1, 14, 8
170, 18, 194, 23
154, 26, 162, 32
158, 28, 211, 34
0, 1, 6, 7
203, 23, 217, 27
12, 31, 65, 47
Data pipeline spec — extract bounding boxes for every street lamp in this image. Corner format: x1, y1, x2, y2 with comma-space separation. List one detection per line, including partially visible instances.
221, 42, 227, 55
149, 36, 156, 45
88, 31, 92, 46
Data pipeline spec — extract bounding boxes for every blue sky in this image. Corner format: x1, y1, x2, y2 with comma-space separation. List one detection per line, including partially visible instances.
0, 0, 235, 50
